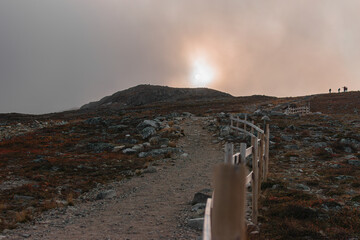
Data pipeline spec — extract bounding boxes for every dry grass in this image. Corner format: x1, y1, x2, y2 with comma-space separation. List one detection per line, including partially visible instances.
66, 193, 74, 206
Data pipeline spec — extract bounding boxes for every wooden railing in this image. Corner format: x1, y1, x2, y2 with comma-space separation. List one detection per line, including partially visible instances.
285, 105, 310, 116
203, 116, 270, 240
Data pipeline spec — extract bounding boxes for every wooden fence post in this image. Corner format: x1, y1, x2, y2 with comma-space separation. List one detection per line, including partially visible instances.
225, 142, 234, 164
244, 115, 247, 131
251, 136, 259, 225
264, 124, 270, 181
212, 164, 247, 240
258, 134, 264, 193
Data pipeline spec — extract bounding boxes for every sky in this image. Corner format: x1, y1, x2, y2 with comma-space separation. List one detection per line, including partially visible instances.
1, 1, 360, 114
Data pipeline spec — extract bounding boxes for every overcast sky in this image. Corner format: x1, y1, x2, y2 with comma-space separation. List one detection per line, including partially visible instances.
1, 1, 360, 114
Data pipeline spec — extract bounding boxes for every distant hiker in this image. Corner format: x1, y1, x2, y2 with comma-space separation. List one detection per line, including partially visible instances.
329, 88, 331, 93
338, 88, 340, 93
343, 86, 348, 92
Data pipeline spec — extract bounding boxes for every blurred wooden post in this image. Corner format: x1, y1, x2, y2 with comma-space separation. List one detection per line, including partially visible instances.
264, 124, 270, 181
258, 134, 264, 193
251, 120, 254, 135
225, 142, 234, 164
244, 115, 247, 131
240, 143, 246, 165
251, 136, 259, 225
212, 164, 247, 240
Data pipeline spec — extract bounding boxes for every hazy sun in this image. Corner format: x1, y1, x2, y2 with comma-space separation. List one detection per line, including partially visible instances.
190, 57, 216, 87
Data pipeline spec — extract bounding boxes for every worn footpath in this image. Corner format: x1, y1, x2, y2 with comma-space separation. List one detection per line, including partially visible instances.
4, 117, 223, 240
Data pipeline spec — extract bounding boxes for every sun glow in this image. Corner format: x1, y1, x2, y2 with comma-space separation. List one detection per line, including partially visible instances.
190, 57, 216, 87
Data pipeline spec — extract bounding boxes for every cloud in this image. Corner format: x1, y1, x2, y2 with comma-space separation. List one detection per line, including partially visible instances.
0, 0, 359, 113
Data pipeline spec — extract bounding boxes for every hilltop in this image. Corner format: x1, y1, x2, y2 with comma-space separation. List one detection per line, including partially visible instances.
80, 84, 234, 110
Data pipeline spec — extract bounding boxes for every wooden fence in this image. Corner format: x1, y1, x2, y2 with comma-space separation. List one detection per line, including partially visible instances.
203, 116, 270, 240
284, 105, 310, 116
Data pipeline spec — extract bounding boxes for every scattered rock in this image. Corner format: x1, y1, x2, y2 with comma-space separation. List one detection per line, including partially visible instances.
122, 148, 137, 154
141, 127, 156, 139
281, 135, 293, 141
96, 190, 116, 200
112, 145, 126, 152
192, 189, 212, 205
295, 184, 310, 191
187, 218, 204, 230
143, 166, 157, 174
191, 203, 206, 212
84, 117, 103, 125
87, 143, 114, 153
181, 153, 189, 159
137, 120, 160, 130
14, 195, 35, 201
313, 142, 327, 148
284, 145, 300, 150
348, 160, 360, 167
261, 115, 270, 122
219, 126, 231, 137
335, 175, 354, 180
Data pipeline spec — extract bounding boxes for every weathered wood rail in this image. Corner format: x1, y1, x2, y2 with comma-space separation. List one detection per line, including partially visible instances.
285, 104, 310, 116
203, 115, 270, 240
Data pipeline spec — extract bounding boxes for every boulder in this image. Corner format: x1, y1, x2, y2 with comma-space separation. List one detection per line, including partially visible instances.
348, 160, 360, 167
187, 218, 204, 230
122, 148, 137, 154
191, 203, 206, 212
143, 166, 157, 173
253, 109, 264, 116
96, 190, 116, 200
83, 117, 103, 125
149, 136, 160, 145
141, 127, 156, 139
261, 115, 271, 122
219, 126, 231, 137
87, 143, 114, 153
132, 144, 144, 152
192, 189, 212, 205
137, 120, 160, 130
313, 142, 327, 148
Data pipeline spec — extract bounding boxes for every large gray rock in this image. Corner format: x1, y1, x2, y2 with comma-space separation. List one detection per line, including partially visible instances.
122, 148, 137, 154
108, 125, 128, 130
253, 109, 264, 116
281, 135, 293, 141
96, 190, 116, 200
138, 147, 182, 158
284, 145, 300, 150
348, 160, 360, 167
14, 195, 35, 201
132, 144, 144, 152
87, 143, 114, 153
219, 126, 231, 137
187, 218, 204, 230
269, 111, 285, 116
192, 189, 212, 205
261, 115, 271, 122
141, 127, 156, 139
137, 120, 160, 130
313, 142, 328, 148
84, 117, 103, 125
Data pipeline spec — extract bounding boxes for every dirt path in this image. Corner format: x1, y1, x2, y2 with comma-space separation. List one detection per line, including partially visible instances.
5, 116, 223, 240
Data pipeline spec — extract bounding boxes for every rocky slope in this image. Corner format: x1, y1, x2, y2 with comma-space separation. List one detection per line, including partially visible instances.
80, 84, 234, 110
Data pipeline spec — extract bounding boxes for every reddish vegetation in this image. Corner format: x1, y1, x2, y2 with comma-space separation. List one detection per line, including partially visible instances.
0, 89, 359, 238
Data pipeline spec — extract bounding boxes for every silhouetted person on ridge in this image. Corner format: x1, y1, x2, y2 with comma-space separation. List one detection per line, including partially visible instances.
329, 89, 331, 93
338, 88, 340, 93
343, 86, 348, 92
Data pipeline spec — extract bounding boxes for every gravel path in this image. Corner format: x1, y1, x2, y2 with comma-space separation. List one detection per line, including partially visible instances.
4, 116, 223, 240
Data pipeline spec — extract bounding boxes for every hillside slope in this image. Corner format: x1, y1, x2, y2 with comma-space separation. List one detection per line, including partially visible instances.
80, 85, 233, 110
